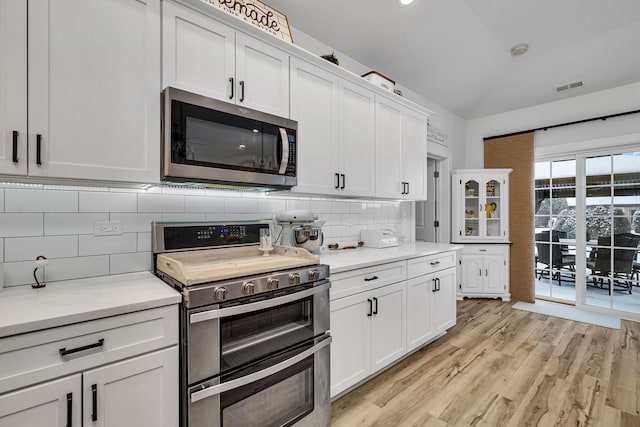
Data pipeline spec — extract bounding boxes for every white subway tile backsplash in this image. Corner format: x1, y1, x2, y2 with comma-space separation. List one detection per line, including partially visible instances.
0, 184, 413, 287
79, 233, 137, 256
79, 191, 137, 213
0, 213, 43, 237
138, 193, 185, 213
185, 196, 225, 213
110, 213, 161, 232
110, 252, 152, 274
137, 232, 151, 252
44, 256, 110, 283
45, 213, 107, 235
5, 236, 78, 262
5, 189, 78, 212
225, 197, 258, 213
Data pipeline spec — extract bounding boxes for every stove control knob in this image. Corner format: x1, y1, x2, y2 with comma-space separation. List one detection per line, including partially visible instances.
214, 287, 227, 301
267, 278, 279, 289
243, 282, 256, 295
289, 273, 301, 285
308, 269, 320, 281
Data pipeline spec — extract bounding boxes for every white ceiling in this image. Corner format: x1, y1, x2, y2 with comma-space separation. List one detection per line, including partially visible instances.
264, 0, 640, 119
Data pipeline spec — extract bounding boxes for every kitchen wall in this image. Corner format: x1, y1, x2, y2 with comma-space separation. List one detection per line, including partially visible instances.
0, 184, 412, 288
465, 81, 640, 167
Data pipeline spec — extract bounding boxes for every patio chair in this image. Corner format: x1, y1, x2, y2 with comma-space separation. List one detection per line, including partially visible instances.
587, 233, 640, 294
535, 231, 576, 286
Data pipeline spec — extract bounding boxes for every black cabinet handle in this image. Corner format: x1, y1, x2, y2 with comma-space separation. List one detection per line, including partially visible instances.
228, 77, 234, 99
432, 278, 437, 292
12, 131, 18, 163
364, 275, 378, 282
91, 384, 98, 422
367, 299, 373, 316
406, 182, 410, 194
36, 134, 42, 165
400, 182, 405, 195
430, 261, 440, 266
66, 393, 73, 427
485, 269, 488, 277
340, 174, 345, 189
335, 173, 340, 189
479, 269, 482, 276
372, 297, 378, 315
59, 338, 104, 357
239, 80, 245, 102
436, 277, 441, 292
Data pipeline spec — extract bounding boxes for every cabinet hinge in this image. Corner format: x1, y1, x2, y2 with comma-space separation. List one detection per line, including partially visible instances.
434, 171, 440, 178
434, 220, 440, 228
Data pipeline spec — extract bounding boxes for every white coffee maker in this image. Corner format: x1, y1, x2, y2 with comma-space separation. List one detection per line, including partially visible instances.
275, 210, 324, 254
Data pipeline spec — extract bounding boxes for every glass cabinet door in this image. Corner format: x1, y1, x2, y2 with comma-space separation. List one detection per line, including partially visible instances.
484, 178, 502, 239
464, 178, 480, 238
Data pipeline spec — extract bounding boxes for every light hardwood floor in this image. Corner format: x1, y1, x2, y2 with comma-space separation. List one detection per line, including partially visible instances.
330, 299, 640, 426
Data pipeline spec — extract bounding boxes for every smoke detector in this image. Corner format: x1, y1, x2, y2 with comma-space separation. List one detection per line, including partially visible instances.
510, 43, 529, 56
554, 80, 584, 93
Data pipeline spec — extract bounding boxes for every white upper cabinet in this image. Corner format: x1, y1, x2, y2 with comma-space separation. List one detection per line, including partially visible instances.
0, 0, 160, 184
290, 58, 375, 197
0, 0, 27, 177
162, 0, 289, 118
375, 95, 428, 200
290, 58, 339, 195
25, 0, 161, 183
452, 169, 512, 242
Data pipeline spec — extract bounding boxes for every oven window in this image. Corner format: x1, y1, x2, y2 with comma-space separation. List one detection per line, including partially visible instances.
220, 296, 315, 371
221, 355, 314, 427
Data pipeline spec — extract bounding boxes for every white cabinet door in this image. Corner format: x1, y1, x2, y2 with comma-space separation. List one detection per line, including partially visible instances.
235, 32, 289, 117
406, 274, 433, 352
401, 107, 427, 200
82, 347, 178, 427
162, 0, 235, 101
0, 375, 81, 427
330, 294, 371, 397
370, 281, 405, 372
460, 255, 483, 294
374, 96, 403, 198
0, 0, 27, 176
28, 0, 160, 183
338, 80, 375, 197
432, 268, 456, 334
484, 255, 506, 294
289, 58, 339, 195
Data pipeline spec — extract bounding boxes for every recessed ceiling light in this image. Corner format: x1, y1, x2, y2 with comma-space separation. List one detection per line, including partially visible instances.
397, 0, 415, 6
510, 43, 529, 56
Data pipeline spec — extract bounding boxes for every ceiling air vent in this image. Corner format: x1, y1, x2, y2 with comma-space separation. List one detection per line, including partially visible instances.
554, 80, 584, 93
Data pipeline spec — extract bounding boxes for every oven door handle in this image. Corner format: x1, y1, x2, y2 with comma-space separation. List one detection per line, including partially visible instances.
189, 281, 330, 324
277, 127, 289, 175
190, 336, 331, 404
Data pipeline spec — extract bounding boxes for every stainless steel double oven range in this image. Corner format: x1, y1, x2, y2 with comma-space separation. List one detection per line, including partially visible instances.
153, 221, 331, 427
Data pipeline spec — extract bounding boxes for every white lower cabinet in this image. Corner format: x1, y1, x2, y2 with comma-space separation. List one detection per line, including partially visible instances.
329, 251, 457, 398
458, 244, 510, 300
330, 280, 405, 398
406, 253, 457, 352
0, 306, 179, 426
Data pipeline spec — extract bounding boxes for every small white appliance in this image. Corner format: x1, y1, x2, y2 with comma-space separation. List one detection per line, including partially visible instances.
276, 210, 324, 254
360, 229, 399, 248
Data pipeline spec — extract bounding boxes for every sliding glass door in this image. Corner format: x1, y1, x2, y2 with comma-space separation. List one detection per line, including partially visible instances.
534, 150, 640, 316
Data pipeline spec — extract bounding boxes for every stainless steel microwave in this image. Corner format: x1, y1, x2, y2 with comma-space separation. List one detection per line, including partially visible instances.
162, 87, 297, 188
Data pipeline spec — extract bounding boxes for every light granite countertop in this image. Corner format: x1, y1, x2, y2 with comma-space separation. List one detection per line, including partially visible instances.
319, 242, 463, 274
0, 272, 181, 338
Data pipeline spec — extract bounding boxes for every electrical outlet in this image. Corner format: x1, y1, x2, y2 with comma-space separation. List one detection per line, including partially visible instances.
94, 221, 122, 236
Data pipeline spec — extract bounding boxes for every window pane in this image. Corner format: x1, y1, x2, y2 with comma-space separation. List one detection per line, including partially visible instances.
586, 155, 611, 186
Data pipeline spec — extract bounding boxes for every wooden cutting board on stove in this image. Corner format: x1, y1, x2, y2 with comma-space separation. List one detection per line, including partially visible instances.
156, 245, 319, 286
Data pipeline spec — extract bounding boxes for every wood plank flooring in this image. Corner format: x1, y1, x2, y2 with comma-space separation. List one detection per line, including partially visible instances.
330, 299, 640, 426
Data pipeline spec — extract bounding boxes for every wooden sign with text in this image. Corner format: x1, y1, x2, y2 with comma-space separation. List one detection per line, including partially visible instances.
204, 0, 293, 43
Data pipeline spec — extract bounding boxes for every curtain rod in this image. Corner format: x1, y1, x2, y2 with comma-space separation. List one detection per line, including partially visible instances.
483, 109, 640, 141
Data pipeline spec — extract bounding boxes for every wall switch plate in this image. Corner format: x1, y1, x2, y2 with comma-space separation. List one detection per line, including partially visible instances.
94, 221, 123, 236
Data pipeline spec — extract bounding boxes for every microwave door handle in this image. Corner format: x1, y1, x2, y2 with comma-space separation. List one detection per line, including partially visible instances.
189, 281, 330, 324
190, 336, 331, 403
278, 127, 289, 174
